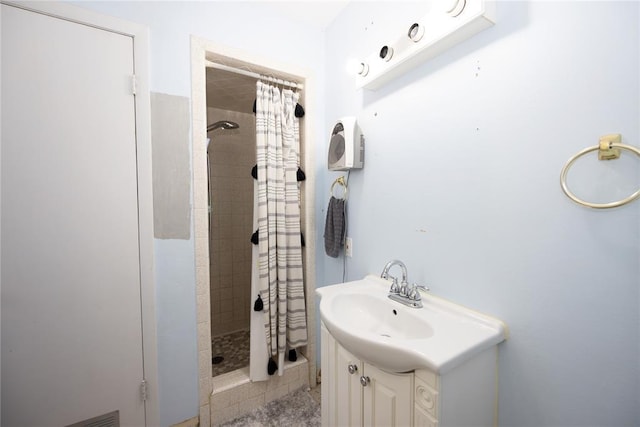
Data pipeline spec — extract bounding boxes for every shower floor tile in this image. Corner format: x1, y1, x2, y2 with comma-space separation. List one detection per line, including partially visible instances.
212, 329, 250, 377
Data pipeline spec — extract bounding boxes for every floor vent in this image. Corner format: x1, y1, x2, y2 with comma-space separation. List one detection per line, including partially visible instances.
66, 410, 120, 427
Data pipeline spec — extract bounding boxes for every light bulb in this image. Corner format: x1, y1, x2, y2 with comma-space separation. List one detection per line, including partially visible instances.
346, 58, 369, 77
408, 23, 425, 42
379, 45, 393, 62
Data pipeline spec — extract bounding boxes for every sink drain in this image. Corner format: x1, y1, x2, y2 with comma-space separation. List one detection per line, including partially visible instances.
212, 355, 224, 364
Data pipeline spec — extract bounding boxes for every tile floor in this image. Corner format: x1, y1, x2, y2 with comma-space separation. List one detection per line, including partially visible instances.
218, 387, 320, 426
212, 330, 250, 377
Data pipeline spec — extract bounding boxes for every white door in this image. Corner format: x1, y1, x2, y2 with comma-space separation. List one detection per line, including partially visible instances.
1, 4, 146, 426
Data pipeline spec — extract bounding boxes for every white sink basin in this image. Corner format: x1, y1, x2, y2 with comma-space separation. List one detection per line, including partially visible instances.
331, 292, 435, 340
316, 274, 507, 374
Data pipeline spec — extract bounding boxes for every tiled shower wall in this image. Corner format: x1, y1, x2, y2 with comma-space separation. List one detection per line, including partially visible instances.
207, 107, 255, 337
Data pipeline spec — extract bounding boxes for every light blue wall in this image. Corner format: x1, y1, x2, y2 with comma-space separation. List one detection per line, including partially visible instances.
323, 1, 639, 426
73, 2, 326, 426
153, 239, 198, 425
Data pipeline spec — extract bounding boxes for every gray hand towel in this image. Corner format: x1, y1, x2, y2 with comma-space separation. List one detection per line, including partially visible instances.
324, 196, 345, 258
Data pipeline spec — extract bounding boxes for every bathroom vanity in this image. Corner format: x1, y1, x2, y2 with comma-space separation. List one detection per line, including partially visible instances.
322, 326, 499, 426
317, 274, 507, 427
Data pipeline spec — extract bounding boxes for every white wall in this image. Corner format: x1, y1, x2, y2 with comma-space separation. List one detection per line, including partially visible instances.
323, 1, 639, 426
73, 2, 326, 426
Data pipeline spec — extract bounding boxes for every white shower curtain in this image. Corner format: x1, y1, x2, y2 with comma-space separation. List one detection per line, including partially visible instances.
250, 81, 307, 380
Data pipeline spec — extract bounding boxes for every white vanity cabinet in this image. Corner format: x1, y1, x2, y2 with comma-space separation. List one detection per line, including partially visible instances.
321, 324, 499, 427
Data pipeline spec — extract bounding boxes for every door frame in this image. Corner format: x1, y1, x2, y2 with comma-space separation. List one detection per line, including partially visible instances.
190, 36, 318, 423
0, 2, 158, 425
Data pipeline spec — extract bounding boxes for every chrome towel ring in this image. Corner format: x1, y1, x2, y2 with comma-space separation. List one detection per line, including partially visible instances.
560, 134, 640, 209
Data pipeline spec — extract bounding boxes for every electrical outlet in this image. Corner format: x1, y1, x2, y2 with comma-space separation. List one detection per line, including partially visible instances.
345, 237, 353, 257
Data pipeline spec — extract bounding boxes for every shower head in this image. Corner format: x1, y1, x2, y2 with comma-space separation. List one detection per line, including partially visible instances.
207, 120, 240, 132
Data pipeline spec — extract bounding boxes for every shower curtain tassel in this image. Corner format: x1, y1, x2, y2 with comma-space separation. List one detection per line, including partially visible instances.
296, 167, 306, 181
267, 357, 278, 375
253, 295, 263, 311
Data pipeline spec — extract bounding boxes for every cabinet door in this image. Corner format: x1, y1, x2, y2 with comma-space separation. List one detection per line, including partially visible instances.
363, 363, 413, 426
334, 338, 363, 426
322, 325, 363, 427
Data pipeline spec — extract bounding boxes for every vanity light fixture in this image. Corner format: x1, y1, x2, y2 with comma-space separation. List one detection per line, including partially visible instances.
407, 23, 425, 42
379, 45, 394, 62
354, 0, 495, 90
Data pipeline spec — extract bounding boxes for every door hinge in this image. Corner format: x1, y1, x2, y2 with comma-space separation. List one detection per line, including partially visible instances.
131, 74, 137, 96
140, 379, 148, 401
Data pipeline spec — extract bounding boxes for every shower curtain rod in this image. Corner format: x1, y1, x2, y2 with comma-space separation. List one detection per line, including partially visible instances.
205, 60, 304, 90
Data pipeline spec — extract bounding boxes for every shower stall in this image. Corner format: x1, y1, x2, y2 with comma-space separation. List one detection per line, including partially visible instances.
206, 107, 255, 376
195, 44, 317, 425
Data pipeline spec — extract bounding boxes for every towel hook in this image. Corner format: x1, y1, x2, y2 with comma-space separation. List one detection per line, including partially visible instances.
560, 134, 640, 209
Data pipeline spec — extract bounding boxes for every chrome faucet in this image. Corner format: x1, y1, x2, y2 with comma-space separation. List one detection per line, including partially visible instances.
380, 259, 429, 308
380, 259, 408, 294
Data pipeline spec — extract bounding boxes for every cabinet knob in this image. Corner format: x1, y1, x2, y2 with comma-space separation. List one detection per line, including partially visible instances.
360, 375, 371, 387
348, 364, 358, 375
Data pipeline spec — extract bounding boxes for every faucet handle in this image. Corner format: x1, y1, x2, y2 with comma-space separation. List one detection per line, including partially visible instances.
413, 283, 430, 292
389, 277, 400, 294
408, 283, 429, 301
408, 284, 420, 301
